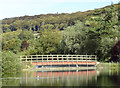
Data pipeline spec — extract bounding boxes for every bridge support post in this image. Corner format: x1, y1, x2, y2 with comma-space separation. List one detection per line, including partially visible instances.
82, 56, 83, 64
20, 56, 22, 63
76, 64, 78, 68
42, 55, 43, 66
62, 55, 63, 65
87, 58, 88, 68
51, 55, 53, 66
26, 56, 27, 67
67, 55, 68, 65
37, 55, 38, 66
77, 56, 78, 65
72, 56, 73, 65
95, 55, 97, 66
31, 56, 32, 64
57, 55, 58, 65
47, 55, 48, 65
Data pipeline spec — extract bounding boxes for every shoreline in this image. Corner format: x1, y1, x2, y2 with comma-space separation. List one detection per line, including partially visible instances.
22, 66, 96, 71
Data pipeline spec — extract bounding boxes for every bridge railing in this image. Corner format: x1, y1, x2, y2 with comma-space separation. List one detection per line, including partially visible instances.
20, 55, 97, 64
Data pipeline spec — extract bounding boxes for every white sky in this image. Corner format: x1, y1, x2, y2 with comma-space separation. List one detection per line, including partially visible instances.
0, 0, 119, 20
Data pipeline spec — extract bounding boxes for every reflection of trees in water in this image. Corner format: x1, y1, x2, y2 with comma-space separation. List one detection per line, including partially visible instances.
110, 70, 120, 86
2, 72, 23, 86
96, 69, 120, 86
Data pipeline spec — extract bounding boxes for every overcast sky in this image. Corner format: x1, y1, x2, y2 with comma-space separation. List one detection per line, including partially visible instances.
0, 0, 119, 20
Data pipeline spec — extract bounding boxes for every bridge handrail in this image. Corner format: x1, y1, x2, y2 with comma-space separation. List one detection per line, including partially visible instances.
20, 55, 96, 56
20, 55, 97, 62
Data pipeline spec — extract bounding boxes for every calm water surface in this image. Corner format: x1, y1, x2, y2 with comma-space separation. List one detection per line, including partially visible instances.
1, 68, 120, 87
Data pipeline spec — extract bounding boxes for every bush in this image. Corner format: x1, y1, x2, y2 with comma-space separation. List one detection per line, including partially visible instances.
2, 51, 23, 74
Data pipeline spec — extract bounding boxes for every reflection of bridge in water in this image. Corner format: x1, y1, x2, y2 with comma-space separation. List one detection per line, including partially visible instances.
23, 70, 98, 86
34, 70, 96, 77
20, 55, 97, 68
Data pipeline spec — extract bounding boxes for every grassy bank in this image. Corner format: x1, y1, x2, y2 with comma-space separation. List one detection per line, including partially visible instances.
97, 62, 120, 69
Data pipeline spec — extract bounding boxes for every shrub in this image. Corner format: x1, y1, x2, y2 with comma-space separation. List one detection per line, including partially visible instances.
2, 51, 23, 74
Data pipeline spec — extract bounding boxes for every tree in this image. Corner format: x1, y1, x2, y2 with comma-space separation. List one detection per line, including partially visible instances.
26, 29, 62, 55
111, 41, 120, 62
39, 29, 62, 54
2, 51, 22, 73
21, 40, 29, 51
60, 21, 87, 54
85, 4, 120, 61
18, 30, 34, 40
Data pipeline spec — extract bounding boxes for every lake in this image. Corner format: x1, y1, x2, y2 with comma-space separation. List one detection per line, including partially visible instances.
1, 68, 120, 87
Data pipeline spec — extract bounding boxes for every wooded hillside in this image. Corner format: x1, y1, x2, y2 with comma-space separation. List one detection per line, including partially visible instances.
2, 3, 120, 62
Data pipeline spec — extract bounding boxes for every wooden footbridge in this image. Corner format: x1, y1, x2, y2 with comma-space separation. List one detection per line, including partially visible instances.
20, 55, 97, 67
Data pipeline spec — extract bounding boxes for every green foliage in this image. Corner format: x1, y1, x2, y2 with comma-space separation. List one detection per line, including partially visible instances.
21, 40, 29, 51
18, 30, 34, 40
3, 38, 22, 53
60, 21, 87, 54
85, 4, 120, 61
96, 37, 115, 61
83, 39, 100, 55
24, 29, 62, 55
2, 51, 23, 74
2, 31, 22, 54
118, 55, 120, 61
2, 9, 93, 33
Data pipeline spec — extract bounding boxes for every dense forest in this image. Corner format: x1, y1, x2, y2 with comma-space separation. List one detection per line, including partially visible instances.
1, 3, 120, 73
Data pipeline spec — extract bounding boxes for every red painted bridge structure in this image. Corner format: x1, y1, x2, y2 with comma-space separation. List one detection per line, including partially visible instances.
20, 55, 97, 67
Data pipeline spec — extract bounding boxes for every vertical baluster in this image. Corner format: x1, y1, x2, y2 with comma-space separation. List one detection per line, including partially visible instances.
52, 55, 53, 64
67, 55, 68, 65
31, 56, 32, 64
47, 55, 48, 65
82, 55, 83, 65
42, 55, 43, 66
77, 55, 78, 66
26, 56, 27, 66
87, 55, 88, 68
20, 56, 22, 63
57, 55, 58, 65
72, 55, 73, 65
37, 55, 38, 66
95, 55, 97, 66
62, 55, 63, 65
